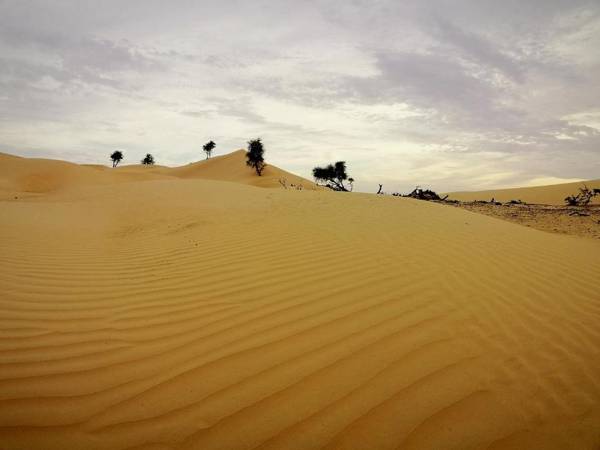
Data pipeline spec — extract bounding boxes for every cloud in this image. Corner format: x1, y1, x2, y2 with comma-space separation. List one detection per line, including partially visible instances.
0, 0, 599, 192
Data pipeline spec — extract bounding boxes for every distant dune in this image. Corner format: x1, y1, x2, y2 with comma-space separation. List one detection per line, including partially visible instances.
0, 149, 316, 198
1, 151, 600, 450
447, 178, 600, 205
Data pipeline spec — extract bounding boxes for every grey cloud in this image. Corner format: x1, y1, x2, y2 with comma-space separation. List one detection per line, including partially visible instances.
1, 0, 599, 191
430, 19, 525, 82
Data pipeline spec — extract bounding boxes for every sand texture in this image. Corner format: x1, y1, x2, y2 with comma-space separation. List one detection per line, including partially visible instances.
448, 203, 600, 240
447, 179, 600, 205
1, 151, 600, 450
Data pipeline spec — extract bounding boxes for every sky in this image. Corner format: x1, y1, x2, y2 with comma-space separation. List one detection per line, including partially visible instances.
0, 0, 599, 193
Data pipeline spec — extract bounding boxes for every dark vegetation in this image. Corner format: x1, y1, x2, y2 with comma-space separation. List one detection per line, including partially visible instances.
377, 185, 449, 201
203, 140, 216, 159
110, 150, 123, 168
141, 153, 155, 165
378, 184, 526, 206
564, 185, 600, 206
405, 187, 448, 201
312, 161, 351, 191
246, 139, 266, 176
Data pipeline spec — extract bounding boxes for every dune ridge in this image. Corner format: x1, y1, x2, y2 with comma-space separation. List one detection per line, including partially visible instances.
0, 150, 316, 198
447, 179, 600, 205
1, 152, 600, 449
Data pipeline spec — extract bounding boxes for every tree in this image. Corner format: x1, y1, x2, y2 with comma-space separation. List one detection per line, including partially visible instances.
312, 161, 351, 191
141, 153, 155, 165
246, 138, 266, 176
203, 140, 216, 159
110, 150, 123, 168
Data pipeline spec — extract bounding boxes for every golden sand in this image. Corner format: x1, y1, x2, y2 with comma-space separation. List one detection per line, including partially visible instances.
447, 179, 600, 205
1, 151, 600, 449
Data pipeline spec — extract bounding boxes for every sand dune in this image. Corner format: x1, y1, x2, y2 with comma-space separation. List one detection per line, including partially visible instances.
169, 150, 316, 189
0, 150, 316, 199
1, 152, 600, 449
447, 179, 600, 205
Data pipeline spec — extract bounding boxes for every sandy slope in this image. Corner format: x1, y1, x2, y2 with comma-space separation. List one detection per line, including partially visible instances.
169, 150, 315, 189
447, 179, 600, 205
1, 152, 600, 450
0, 150, 316, 199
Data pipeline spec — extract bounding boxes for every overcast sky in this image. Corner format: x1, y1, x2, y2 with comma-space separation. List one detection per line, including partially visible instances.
1, 0, 599, 192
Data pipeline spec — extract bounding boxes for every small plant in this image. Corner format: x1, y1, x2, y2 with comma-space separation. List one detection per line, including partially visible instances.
279, 178, 304, 190
203, 140, 216, 159
110, 150, 123, 168
246, 138, 266, 176
141, 153, 155, 165
312, 161, 351, 191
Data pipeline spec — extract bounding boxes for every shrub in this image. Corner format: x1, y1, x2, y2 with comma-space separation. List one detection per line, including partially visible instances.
312, 161, 351, 191
141, 153, 155, 165
405, 187, 447, 201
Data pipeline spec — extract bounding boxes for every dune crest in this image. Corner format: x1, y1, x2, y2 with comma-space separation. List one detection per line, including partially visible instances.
447, 179, 600, 205
1, 153, 600, 449
0, 150, 316, 197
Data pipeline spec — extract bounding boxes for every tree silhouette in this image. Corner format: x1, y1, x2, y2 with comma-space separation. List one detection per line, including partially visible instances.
110, 150, 123, 168
203, 140, 216, 159
141, 153, 155, 165
312, 161, 351, 191
246, 138, 266, 176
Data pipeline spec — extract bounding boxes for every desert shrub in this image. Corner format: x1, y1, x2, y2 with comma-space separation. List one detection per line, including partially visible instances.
312, 161, 351, 191
405, 187, 447, 201
141, 153, 155, 165
565, 185, 599, 206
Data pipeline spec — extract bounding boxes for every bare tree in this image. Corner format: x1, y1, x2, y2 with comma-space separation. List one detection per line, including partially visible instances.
565, 185, 599, 206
